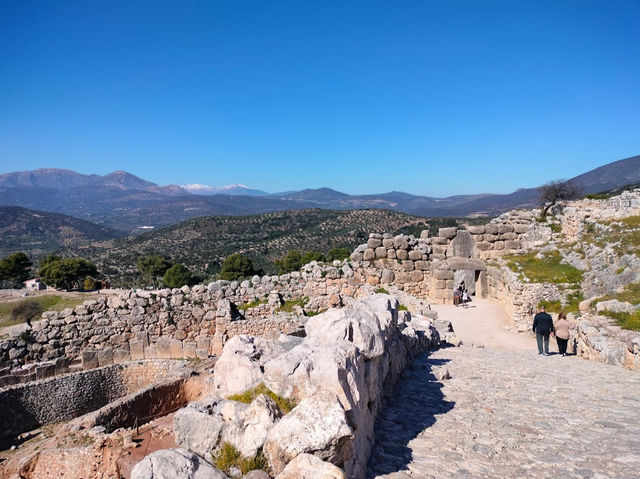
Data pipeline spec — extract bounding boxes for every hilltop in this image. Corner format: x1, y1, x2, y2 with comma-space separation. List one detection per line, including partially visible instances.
88, 208, 435, 286
0, 206, 119, 258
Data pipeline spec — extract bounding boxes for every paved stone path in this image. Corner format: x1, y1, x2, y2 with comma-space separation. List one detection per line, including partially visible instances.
367, 303, 640, 478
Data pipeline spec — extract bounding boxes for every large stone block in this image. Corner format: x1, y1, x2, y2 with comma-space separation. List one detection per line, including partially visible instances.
381, 269, 395, 283
375, 247, 387, 259
414, 260, 430, 271
438, 227, 457, 239
392, 235, 408, 250
386, 249, 397, 259
98, 347, 114, 367
396, 249, 408, 260
466, 224, 485, 234
446, 230, 475, 258
363, 249, 375, 261
170, 339, 184, 359
505, 240, 522, 250
408, 250, 422, 261
497, 224, 514, 234
394, 272, 412, 283
114, 349, 131, 363
157, 338, 172, 359
82, 349, 99, 370
433, 268, 454, 280
129, 339, 145, 360
183, 342, 197, 358
485, 224, 498, 234
475, 242, 493, 251
401, 260, 414, 272
382, 238, 394, 248
500, 232, 518, 241
367, 238, 382, 248
410, 270, 424, 282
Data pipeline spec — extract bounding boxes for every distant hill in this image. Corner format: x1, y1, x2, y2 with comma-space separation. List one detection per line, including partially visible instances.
88, 208, 433, 286
0, 206, 120, 259
0, 155, 638, 230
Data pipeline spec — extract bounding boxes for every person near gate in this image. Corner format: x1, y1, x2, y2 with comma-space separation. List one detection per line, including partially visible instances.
532, 306, 554, 355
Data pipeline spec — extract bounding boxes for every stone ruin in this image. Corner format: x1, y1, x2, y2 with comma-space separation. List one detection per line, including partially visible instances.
2, 190, 640, 477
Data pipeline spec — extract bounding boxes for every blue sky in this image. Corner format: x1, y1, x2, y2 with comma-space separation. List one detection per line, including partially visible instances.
1, 1, 639, 196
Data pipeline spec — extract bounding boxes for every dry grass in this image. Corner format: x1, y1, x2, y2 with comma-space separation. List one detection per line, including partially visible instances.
212, 443, 269, 475
227, 383, 296, 414
0, 294, 86, 327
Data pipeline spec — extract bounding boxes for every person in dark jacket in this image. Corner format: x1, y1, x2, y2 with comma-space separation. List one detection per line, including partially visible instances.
532, 306, 554, 355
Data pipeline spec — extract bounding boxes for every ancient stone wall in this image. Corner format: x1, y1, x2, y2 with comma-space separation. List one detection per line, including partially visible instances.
575, 316, 640, 370
0, 360, 186, 448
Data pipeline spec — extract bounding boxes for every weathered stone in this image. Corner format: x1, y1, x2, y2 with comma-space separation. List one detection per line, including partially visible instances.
156, 338, 172, 359
381, 269, 395, 283
396, 249, 408, 260
174, 405, 224, 458
275, 453, 346, 479
446, 230, 475, 259
363, 249, 375, 261
367, 238, 382, 248
263, 390, 353, 475
81, 350, 99, 369
466, 224, 485, 234
438, 227, 457, 239
393, 235, 408, 250
130, 448, 227, 479
375, 246, 387, 259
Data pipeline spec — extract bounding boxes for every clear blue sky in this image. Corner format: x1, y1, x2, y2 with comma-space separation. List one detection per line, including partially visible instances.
1, 1, 639, 196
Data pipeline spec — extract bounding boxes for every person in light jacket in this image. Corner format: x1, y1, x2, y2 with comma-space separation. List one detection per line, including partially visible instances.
554, 312, 571, 356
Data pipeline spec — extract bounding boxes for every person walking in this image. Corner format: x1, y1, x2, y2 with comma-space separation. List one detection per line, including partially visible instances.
554, 312, 571, 356
532, 306, 554, 355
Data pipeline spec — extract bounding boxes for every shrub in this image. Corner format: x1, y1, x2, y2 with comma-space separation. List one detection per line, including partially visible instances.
238, 298, 267, 311
83, 276, 96, 291
219, 254, 255, 281
326, 247, 351, 262
603, 311, 640, 331
213, 443, 269, 475
374, 288, 389, 294
398, 304, 408, 311
11, 300, 44, 325
276, 297, 309, 314
227, 383, 296, 414
163, 263, 194, 288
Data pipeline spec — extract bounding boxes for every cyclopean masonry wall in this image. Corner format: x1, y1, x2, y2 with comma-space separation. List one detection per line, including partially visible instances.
0, 359, 189, 448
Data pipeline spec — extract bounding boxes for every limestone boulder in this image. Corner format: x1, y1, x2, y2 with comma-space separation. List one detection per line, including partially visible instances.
595, 299, 637, 314
222, 394, 283, 457
213, 335, 286, 396
263, 390, 354, 475
130, 448, 228, 479
274, 453, 346, 479
173, 398, 226, 458
446, 230, 476, 258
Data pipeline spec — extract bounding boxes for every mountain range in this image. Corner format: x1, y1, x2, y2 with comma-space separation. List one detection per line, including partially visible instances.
0, 154, 639, 233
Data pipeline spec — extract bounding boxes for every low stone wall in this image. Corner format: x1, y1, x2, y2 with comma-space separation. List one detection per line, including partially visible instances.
0, 359, 187, 448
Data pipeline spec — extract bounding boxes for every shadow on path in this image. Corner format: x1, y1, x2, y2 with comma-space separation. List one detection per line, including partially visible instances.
366, 351, 455, 477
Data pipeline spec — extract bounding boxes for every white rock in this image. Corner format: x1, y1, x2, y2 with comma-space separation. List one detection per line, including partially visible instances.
130, 448, 228, 479
263, 390, 353, 475
274, 453, 346, 479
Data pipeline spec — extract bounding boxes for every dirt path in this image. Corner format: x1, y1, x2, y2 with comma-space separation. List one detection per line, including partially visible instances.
432, 297, 533, 351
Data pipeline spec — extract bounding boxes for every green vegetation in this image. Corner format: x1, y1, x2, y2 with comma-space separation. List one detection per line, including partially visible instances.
398, 304, 408, 311
0, 252, 32, 288
537, 291, 583, 314
212, 443, 269, 475
0, 295, 86, 327
276, 297, 309, 313
238, 298, 267, 311
591, 282, 640, 306
136, 255, 171, 288
219, 253, 256, 281
581, 216, 640, 257
163, 263, 195, 288
275, 250, 325, 274
227, 383, 296, 414
504, 251, 583, 284
89, 208, 428, 287
83, 276, 96, 291
549, 223, 562, 233
603, 311, 640, 331
305, 309, 326, 317
37, 255, 98, 290
326, 247, 351, 262
374, 287, 389, 294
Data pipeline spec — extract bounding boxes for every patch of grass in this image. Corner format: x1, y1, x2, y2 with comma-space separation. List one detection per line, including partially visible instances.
212, 443, 269, 475
603, 311, 640, 331
306, 309, 326, 317
398, 304, 408, 311
504, 251, 583, 284
618, 215, 640, 228
616, 267, 626, 275
238, 298, 267, 311
374, 287, 389, 294
227, 383, 296, 414
593, 282, 640, 306
276, 297, 309, 313
549, 223, 562, 233
0, 294, 86, 327
537, 299, 562, 312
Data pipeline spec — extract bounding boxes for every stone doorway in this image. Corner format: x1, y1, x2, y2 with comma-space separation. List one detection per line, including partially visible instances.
453, 269, 487, 298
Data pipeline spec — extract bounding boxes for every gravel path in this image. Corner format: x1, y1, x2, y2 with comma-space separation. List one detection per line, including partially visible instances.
367, 300, 640, 479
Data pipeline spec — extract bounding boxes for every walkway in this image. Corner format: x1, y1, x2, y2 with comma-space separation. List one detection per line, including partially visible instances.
367, 299, 640, 478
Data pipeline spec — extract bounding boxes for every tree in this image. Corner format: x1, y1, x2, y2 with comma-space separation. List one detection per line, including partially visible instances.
538, 180, 582, 218
11, 300, 43, 327
83, 276, 97, 291
163, 263, 194, 288
219, 254, 255, 281
38, 256, 98, 290
136, 255, 171, 288
0, 252, 33, 288
275, 250, 325, 274
326, 247, 351, 262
